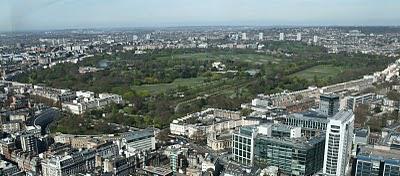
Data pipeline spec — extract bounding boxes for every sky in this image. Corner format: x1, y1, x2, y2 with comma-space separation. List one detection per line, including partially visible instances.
0, 0, 400, 31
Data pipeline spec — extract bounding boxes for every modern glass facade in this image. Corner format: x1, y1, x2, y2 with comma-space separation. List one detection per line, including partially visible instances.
355, 154, 400, 176
320, 94, 340, 117
283, 112, 328, 138
270, 124, 300, 138
323, 111, 354, 176
356, 156, 382, 176
170, 150, 180, 175
325, 125, 341, 175
232, 127, 257, 166
384, 160, 400, 176
346, 93, 374, 111
254, 135, 325, 176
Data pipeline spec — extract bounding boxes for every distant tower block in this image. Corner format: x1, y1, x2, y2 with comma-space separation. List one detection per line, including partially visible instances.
145, 34, 151, 40
279, 33, 285, 41
314, 36, 318, 43
242, 32, 247, 40
132, 35, 138, 41
297, 33, 302, 41
259, 32, 264, 41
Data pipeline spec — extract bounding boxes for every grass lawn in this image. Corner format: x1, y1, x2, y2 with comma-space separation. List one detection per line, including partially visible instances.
131, 77, 212, 94
291, 65, 344, 81
157, 53, 281, 64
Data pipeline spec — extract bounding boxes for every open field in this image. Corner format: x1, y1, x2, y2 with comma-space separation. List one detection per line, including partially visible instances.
131, 77, 208, 94
157, 52, 282, 64
290, 65, 344, 81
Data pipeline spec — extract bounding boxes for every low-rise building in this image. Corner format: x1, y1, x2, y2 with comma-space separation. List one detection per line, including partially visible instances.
9, 112, 29, 122
207, 132, 232, 151
0, 159, 23, 176
142, 166, 173, 176
31, 85, 76, 102
282, 111, 328, 137
121, 129, 156, 155
9, 94, 30, 110
171, 118, 259, 138
41, 149, 96, 176
2, 121, 22, 134
10, 151, 41, 174
260, 166, 279, 176
103, 155, 137, 175
95, 141, 119, 159
222, 162, 261, 176
356, 145, 400, 176
0, 138, 15, 160
53, 134, 106, 149
62, 93, 123, 115
354, 128, 369, 146
346, 93, 375, 111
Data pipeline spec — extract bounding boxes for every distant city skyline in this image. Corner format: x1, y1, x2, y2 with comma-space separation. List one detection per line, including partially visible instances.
1, 0, 400, 31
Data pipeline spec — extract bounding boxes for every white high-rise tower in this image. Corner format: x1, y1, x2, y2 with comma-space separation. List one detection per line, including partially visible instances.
279, 33, 285, 41
132, 35, 138, 41
323, 110, 354, 176
145, 34, 151, 40
242, 32, 247, 40
296, 33, 302, 41
314, 35, 318, 43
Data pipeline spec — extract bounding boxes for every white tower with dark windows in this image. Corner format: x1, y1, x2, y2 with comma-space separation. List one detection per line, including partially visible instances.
242, 32, 247, 40
296, 33, 302, 41
279, 33, 285, 41
258, 32, 264, 41
323, 110, 354, 176
314, 35, 318, 43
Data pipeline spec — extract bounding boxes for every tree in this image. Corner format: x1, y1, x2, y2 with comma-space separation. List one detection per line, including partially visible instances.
387, 90, 400, 101
240, 108, 253, 117
354, 104, 369, 126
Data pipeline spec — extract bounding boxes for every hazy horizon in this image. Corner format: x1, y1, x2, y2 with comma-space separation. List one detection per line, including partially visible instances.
1, 0, 400, 32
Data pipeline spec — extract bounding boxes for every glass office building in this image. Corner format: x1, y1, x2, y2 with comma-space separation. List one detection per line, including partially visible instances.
283, 111, 328, 138
355, 146, 400, 176
356, 155, 382, 176
319, 94, 340, 117
384, 159, 400, 176
232, 126, 257, 166
254, 134, 325, 176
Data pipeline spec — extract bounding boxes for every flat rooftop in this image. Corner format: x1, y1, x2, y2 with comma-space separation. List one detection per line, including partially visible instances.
359, 145, 400, 161
285, 110, 329, 123
320, 93, 339, 99
143, 166, 173, 176
329, 110, 353, 121
257, 133, 326, 149
355, 128, 369, 138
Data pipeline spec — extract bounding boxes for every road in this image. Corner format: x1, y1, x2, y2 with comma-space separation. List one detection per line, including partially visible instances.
28, 108, 60, 135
